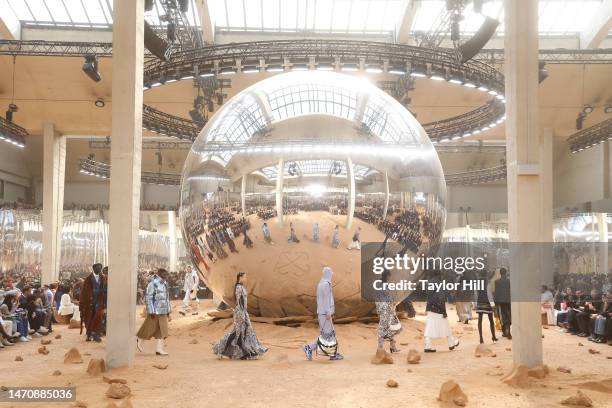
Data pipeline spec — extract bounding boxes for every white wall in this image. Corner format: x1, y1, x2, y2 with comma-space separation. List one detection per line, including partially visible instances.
141, 184, 180, 207
0, 143, 30, 202
446, 184, 508, 213
553, 142, 605, 208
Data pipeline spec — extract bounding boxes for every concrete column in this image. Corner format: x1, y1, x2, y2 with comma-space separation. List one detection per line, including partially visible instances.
598, 213, 608, 275
41, 123, 65, 285
505, 0, 544, 367
168, 211, 177, 272
241, 174, 247, 217
275, 158, 284, 225
346, 157, 356, 229
105, 0, 144, 369
382, 171, 390, 220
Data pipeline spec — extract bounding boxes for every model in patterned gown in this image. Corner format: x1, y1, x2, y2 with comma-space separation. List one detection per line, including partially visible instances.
213, 272, 267, 360
375, 270, 402, 353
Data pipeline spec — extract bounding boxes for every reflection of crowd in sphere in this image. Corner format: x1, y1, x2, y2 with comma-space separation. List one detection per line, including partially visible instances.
354, 204, 444, 252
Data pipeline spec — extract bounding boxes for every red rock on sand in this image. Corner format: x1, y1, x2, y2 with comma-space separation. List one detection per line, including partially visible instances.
560, 390, 593, 407
438, 380, 468, 407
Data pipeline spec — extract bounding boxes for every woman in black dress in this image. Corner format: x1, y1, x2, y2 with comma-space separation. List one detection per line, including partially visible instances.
473, 270, 498, 344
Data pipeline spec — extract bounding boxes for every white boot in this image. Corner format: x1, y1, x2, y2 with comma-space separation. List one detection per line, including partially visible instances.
136, 337, 144, 352
155, 339, 168, 356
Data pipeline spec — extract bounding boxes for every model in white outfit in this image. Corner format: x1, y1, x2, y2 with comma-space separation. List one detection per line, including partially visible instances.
181, 267, 200, 315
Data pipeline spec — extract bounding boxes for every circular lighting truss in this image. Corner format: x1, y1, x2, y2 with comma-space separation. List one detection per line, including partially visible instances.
0, 116, 27, 148
79, 158, 185, 185
567, 118, 612, 153
445, 164, 507, 185
142, 40, 505, 143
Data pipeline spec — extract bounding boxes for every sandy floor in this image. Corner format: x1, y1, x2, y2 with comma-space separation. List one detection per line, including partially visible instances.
1, 301, 611, 408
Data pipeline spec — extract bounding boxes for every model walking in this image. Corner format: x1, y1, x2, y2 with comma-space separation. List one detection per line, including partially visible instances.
375, 270, 402, 353
303, 267, 344, 361
331, 225, 340, 248
423, 269, 460, 353
262, 222, 273, 244
180, 266, 199, 316
474, 270, 498, 344
137, 268, 172, 356
213, 272, 267, 359
312, 222, 320, 242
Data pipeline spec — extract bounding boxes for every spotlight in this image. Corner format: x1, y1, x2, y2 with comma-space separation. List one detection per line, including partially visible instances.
604, 105, 612, 114
538, 61, 549, 84
144, 0, 154, 11
82, 54, 101, 82
576, 112, 586, 130
458, 16, 500, 63
5, 103, 18, 122
94, 98, 105, 108
144, 21, 172, 61
583, 105, 594, 114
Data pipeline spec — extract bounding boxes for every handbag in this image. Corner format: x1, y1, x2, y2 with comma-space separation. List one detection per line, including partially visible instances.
317, 319, 338, 356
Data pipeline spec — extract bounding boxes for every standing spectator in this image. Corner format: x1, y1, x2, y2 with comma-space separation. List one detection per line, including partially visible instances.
494, 268, 512, 339
80, 263, 107, 343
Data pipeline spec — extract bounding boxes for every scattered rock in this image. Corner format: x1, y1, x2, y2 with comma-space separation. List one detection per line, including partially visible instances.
527, 365, 549, 379
105, 383, 131, 399
475, 343, 496, 357
505, 347, 512, 351
86, 358, 106, 376
462, 326, 474, 332
64, 347, 83, 364
399, 342, 409, 346
52, 370, 62, 376
486, 370, 504, 377
406, 349, 421, 364
102, 376, 127, 384
438, 380, 468, 407
578, 342, 584, 346
386, 379, 398, 388
371, 349, 394, 365
72, 402, 88, 408
55, 334, 62, 339
189, 339, 198, 344
152, 364, 168, 370
414, 335, 423, 340
557, 366, 572, 374
561, 390, 593, 407
501, 365, 530, 388
38, 346, 50, 355
41, 338, 52, 345
587, 348, 600, 355
574, 378, 612, 394
14, 355, 23, 362
407, 369, 412, 373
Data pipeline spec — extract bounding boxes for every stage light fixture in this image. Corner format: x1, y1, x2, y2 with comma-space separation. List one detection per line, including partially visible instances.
604, 105, 612, 114
458, 16, 500, 63
145, 0, 154, 11
82, 54, 101, 82
144, 21, 172, 61
94, 98, 105, 108
583, 105, 594, 114
576, 112, 586, 130
538, 61, 549, 83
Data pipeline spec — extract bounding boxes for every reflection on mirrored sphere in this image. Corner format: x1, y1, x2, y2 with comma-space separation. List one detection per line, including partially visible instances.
180, 71, 446, 317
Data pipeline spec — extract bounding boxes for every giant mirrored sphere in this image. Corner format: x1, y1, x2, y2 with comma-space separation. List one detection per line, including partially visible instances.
180, 71, 446, 317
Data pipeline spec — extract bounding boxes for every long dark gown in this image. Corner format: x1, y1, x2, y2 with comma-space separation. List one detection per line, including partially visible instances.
212, 284, 267, 359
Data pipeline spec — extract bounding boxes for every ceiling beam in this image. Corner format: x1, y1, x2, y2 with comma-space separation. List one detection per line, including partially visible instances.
198, 0, 215, 44
396, 0, 419, 44
580, 0, 612, 49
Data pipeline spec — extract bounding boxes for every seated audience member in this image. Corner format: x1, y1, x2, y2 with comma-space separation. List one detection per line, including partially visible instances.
576, 289, 603, 337
57, 293, 76, 324
589, 289, 611, 344
25, 292, 48, 337
541, 285, 555, 326
2, 293, 30, 342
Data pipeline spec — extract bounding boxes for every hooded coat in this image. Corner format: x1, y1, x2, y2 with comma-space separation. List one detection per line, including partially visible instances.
316, 267, 335, 316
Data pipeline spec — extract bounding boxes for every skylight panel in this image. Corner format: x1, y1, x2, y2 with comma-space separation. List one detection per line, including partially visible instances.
244, 0, 263, 29
262, 0, 280, 30
225, 0, 244, 28
280, 0, 299, 30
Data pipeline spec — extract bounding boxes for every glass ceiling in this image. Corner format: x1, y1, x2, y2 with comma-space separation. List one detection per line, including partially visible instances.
0, 0, 606, 37
260, 160, 374, 179
410, 0, 605, 35
0, 0, 201, 29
